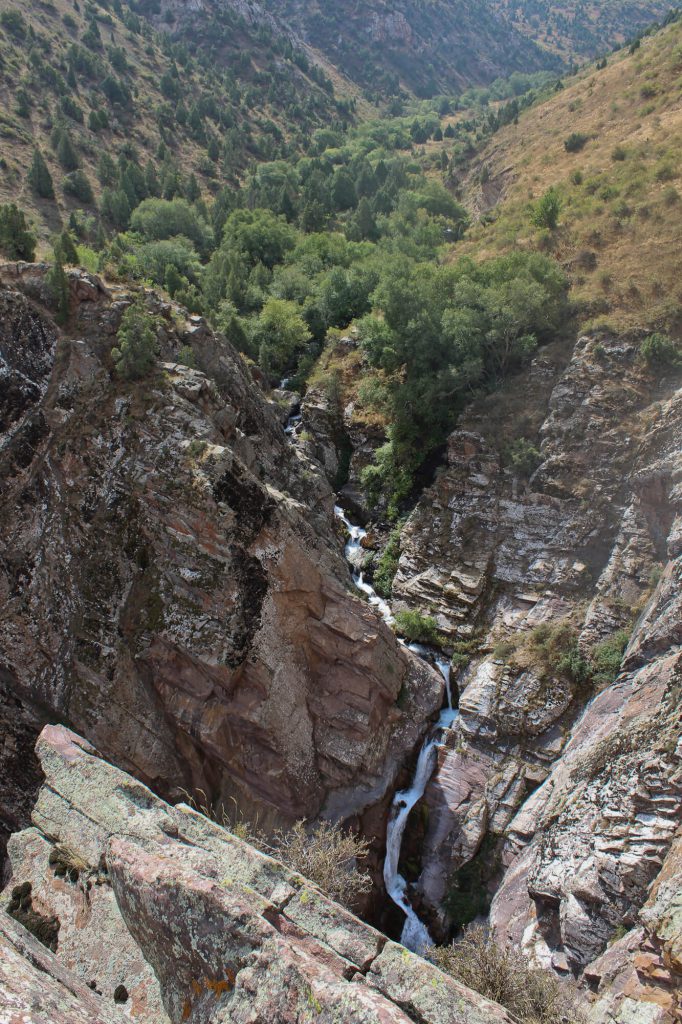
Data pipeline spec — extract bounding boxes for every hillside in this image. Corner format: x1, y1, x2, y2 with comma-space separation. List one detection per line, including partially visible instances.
0, 0, 352, 249
491, 0, 672, 58
455, 14, 682, 332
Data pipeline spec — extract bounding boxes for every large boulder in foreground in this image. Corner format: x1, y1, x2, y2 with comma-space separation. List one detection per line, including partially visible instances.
0, 724, 513, 1024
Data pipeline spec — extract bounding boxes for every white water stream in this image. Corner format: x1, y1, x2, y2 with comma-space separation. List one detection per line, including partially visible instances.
333, 504, 458, 953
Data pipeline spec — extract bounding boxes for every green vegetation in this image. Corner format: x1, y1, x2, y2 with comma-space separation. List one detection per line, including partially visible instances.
111, 299, 158, 380
640, 332, 681, 369
393, 609, 440, 644
531, 187, 562, 230
0, 204, 36, 261
373, 522, 404, 598
564, 131, 590, 153
28, 150, 55, 200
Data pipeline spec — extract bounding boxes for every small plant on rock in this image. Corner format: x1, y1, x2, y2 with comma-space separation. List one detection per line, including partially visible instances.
431, 924, 585, 1024
394, 609, 440, 644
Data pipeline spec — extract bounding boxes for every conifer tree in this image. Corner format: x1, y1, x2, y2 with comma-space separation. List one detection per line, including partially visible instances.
28, 149, 55, 199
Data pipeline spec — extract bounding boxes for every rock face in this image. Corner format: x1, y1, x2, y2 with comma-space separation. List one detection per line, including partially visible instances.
0, 263, 443, 865
0, 724, 515, 1024
391, 333, 682, 1010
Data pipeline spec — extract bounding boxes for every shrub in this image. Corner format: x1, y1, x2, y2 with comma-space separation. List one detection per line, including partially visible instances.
394, 609, 440, 644
373, 523, 403, 598
640, 332, 681, 369
269, 820, 371, 908
506, 437, 541, 478
63, 170, 94, 203
0, 9, 27, 37
111, 299, 158, 380
564, 132, 589, 153
611, 145, 627, 162
431, 925, 585, 1024
531, 187, 562, 230
590, 630, 629, 687
0, 203, 36, 261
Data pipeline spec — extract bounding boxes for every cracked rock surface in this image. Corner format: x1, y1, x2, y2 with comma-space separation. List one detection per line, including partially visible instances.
0, 725, 514, 1024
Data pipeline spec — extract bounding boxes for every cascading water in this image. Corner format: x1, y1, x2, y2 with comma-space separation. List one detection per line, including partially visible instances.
333, 504, 458, 953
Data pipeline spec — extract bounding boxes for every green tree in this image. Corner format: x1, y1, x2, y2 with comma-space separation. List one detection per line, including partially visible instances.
56, 130, 80, 171
254, 297, 311, 377
0, 204, 36, 261
531, 187, 562, 230
63, 170, 94, 203
55, 229, 78, 265
111, 299, 158, 380
28, 149, 54, 199
47, 257, 70, 325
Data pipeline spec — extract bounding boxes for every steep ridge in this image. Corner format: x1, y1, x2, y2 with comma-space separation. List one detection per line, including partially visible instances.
392, 330, 682, 1016
0, 723, 515, 1024
0, 262, 443, 865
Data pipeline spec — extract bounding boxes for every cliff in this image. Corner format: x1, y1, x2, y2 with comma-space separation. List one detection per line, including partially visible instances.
391, 331, 681, 1019
0, 723, 514, 1024
0, 262, 442, 865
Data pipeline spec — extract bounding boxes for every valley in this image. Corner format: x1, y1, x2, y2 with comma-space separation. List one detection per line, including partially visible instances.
0, 1, 681, 1022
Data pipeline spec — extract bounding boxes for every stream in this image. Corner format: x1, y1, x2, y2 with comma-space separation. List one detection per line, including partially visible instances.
281, 398, 456, 953
333, 505, 458, 953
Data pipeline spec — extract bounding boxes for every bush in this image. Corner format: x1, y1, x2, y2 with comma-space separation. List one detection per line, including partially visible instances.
268, 821, 371, 908
373, 523, 403, 598
47, 258, 70, 326
640, 332, 681, 369
506, 438, 541, 478
531, 187, 562, 230
0, 203, 36, 261
111, 299, 158, 380
0, 9, 27, 37
590, 630, 629, 687
393, 609, 440, 644
564, 132, 589, 153
431, 925, 584, 1024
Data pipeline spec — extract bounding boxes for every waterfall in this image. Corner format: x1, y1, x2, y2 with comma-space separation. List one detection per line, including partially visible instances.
334, 505, 458, 953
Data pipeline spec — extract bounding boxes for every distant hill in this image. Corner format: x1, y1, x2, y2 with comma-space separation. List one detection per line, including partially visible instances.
490, 1, 674, 59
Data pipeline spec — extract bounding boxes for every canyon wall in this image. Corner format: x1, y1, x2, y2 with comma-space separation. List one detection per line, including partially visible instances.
0, 263, 442, 864
390, 332, 681, 1018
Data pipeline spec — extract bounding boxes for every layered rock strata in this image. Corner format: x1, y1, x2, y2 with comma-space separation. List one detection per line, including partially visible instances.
391, 332, 681, 1014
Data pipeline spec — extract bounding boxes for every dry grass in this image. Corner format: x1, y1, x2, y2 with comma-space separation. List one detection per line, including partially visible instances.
181, 789, 371, 909
431, 924, 586, 1024
452, 20, 682, 333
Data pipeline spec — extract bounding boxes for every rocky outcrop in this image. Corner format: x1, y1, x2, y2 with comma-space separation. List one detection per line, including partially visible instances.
0, 724, 515, 1024
0, 263, 443, 865
390, 332, 681, 1004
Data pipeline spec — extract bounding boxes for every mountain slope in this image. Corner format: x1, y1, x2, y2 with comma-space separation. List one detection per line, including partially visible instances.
0, 0, 352, 248
491, 0, 672, 58
455, 15, 682, 332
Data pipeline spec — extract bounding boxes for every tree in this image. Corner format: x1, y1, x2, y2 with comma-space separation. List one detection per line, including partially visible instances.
531, 187, 562, 231
55, 229, 78, 265
332, 169, 356, 211
0, 204, 36, 261
63, 170, 94, 203
28, 149, 55, 199
47, 257, 70, 326
111, 299, 158, 380
101, 188, 131, 231
56, 130, 80, 171
254, 297, 310, 377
